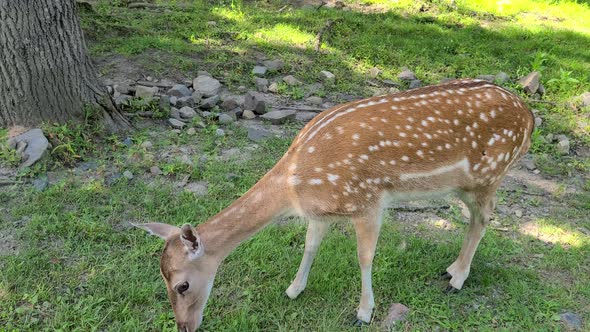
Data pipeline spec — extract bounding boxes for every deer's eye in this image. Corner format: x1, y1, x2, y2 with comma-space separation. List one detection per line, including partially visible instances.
176, 281, 189, 294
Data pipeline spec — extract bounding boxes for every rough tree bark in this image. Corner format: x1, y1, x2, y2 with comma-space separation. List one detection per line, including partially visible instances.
0, 0, 130, 132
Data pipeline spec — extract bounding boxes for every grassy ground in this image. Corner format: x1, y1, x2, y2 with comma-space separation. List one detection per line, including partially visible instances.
1, 0, 590, 331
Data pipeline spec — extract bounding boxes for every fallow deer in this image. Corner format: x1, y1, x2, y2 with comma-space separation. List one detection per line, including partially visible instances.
135, 79, 534, 331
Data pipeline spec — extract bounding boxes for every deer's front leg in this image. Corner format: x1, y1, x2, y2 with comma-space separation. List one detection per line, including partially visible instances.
352, 211, 383, 325
286, 220, 330, 299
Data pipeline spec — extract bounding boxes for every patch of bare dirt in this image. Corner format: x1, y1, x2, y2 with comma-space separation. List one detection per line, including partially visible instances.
0, 228, 19, 256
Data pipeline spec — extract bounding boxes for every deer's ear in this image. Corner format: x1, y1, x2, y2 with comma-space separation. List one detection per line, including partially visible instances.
132, 222, 179, 240
180, 223, 204, 260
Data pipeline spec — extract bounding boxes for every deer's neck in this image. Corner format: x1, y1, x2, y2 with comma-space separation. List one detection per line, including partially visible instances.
197, 166, 291, 260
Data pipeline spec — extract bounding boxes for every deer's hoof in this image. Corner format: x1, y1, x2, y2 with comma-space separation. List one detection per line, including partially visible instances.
352, 318, 370, 327
440, 271, 452, 280
445, 285, 460, 294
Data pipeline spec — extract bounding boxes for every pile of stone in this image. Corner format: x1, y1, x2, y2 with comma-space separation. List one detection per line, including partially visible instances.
106, 59, 338, 133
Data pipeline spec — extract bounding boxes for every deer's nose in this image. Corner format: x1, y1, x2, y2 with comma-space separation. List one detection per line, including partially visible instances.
177, 322, 189, 332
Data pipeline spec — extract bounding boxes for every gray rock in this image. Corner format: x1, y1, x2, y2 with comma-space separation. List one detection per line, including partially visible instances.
123, 170, 134, 180
169, 108, 183, 121
305, 83, 324, 97
105, 172, 122, 186
382, 79, 401, 87
522, 158, 536, 171
252, 65, 268, 77
123, 137, 133, 147
197, 70, 211, 77
175, 96, 195, 108
369, 67, 381, 78
534, 117, 543, 127
179, 155, 193, 166
215, 128, 225, 137
247, 128, 273, 142
579, 92, 590, 107
306, 96, 323, 106
261, 109, 296, 124
168, 118, 186, 129
221, 96, 241, 111
557, 134, 568, 142
32, 175, 49, 191
114, 84, 131, 95
381, 303, 410, 330
398, 68, 417, 81
263, 59, 285, 72
389, 87, 401, 94
186, 127, 197, 135
200, 95, 220, 109
514, 209, 523, 218
169, 96, 178, 106
244, 91, 267, 114
135, 85, 159, 98
115, 94, 132, 107
159, 95, 171, 114
495, 72, 510, 84
518, 71, 540, 94
537, 83, 546, 96
440, 78, 455, 84
193, 75, 222, 97
171, 129, 181, 134
242, 110, 256, 119
560, 312, 582, 331
150, 166, 163, 176
237, 85, 247, 93
255, 77, 269, 92
185, 181, 208, 197
191, 91, 202, 104
319, 70, 335, 83
283, 75, 302, 86
546, 133, 555, 142
15, 141, 27, 159
226, 173, 240, 181
409, 79, 422, 89
141, 141, 153, 149
218, 113, 234, 124
179, 106, 197, 119
476, 74, 495, 82
296, 111, 317, 122
557, 139, 570, 155
268, 82, 279, 93
167, 84, 192, 97
7, 128, 49, 168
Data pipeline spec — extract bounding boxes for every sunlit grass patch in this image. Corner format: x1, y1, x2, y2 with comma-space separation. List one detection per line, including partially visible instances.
520, 219, 589, 247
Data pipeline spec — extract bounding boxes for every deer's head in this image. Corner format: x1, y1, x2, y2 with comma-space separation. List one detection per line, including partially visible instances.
135, 223, 218, 332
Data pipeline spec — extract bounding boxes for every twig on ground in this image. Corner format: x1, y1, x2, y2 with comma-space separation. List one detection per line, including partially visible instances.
0, 180, 22, 186
395, 205, 451, 212
274, 105, 326, 112
503, 188, 546, 197
277, 5, 289, 12
133, 81, 174, 89
128, 2, 160, 9
315, 19, 337, 52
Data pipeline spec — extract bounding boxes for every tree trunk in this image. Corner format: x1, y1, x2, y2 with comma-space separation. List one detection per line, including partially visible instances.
0, 0, 130, 132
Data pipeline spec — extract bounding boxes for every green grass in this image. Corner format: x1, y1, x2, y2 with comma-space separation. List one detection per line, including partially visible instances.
1, 125, 589, 330
2, 0, 590, 330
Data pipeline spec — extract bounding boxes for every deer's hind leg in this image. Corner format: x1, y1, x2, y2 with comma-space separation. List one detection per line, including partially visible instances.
286, 219, 331, 299
352, 209, 383, 324
444, 187, 497, 291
